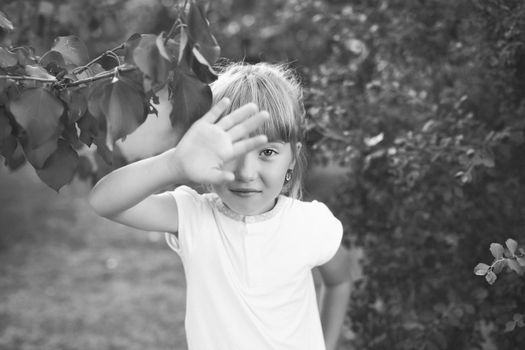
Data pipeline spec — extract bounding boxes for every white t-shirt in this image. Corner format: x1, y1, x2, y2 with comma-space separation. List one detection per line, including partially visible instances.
165, 186, 343, 350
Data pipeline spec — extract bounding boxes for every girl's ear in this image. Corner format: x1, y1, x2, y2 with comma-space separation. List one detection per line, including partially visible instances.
288, 142, 302, 169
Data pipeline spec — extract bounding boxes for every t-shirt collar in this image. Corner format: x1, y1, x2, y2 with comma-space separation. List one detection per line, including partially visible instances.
211, 194, 287, 223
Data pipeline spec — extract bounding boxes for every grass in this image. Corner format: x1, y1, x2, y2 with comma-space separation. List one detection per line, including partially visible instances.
0, 165, 187, 350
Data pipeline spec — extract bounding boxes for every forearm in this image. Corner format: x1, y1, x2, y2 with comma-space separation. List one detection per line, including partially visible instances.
88, 148, 183, 217
320, 280, 352, 350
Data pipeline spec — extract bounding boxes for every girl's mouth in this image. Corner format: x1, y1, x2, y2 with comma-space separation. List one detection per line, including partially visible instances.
229, 189, 261, 197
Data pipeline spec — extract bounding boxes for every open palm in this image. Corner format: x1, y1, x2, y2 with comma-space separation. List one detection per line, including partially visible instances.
172, 99, 268, 185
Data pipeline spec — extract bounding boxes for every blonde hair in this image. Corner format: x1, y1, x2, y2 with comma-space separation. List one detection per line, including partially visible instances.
210, 62, 307, 199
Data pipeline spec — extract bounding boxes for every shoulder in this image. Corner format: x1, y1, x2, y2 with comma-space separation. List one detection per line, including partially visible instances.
287, 197, 337, 221
170, 185, 214, 212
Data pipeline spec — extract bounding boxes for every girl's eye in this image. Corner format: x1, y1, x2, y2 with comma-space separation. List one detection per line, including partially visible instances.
260, 149, 277, 157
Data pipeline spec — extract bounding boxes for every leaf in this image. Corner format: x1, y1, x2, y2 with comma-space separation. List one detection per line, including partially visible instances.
517, 256, 525, 267
11, 47, 37, 66
75, 63, 104, 81
156, 33, 171, 61
0, 47, 18, 68
473, 263, 490, 276
169, 66, 212, 130
60, 89, 87, 123
492, 259, 506, 274
24, 65, 57, 81
99, 73, 147, 143
0, 11, 14, 31
485, 271, 497, 285
507, 259, 523, 275
22, 134, 59, 169
490, 243, 504, 259
504, 321, 516, 332
35, 139, 79, 191
51, 36, 89, 66
0, 134, 18, 165
39, 50, 66, 69
505, 238, 518, 255
187, 1, 220, 65
131, 34, 170, 91
191, 46, 218, 84
9, 87, 64, 147
0, 108, 12, 141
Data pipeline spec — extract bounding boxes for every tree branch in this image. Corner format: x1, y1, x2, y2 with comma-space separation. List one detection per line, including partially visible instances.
72, 43, 125, 75
0, 75, 56, 83
66, 66, 137, 87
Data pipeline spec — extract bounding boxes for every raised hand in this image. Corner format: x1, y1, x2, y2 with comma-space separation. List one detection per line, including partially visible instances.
170, 98, 269, 185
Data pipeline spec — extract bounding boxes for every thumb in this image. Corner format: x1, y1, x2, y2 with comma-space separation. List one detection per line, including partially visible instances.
208, 170, 235, 184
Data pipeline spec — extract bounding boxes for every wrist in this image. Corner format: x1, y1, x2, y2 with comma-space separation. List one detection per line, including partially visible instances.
159, 148, 187, 185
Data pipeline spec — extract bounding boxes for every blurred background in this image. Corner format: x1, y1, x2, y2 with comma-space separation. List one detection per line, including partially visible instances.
1, 0, 525, 349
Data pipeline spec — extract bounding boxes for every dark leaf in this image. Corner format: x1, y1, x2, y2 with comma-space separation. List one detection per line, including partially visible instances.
0, 108, 12, 141
99, 73, 147, 143
0, 11, 14, 31
36, 139, 79, 191
187, 1, 220, 64
169, 66, 212, 130
77, 112, 98, 146
123, 33, 142, 65
0, 47, 17, 68
9, 88, 64, 147
2, 138, 25, 170
60, 89, 87, 123
191, 46, 218, 84
62, 121, 81, 148
131, 34, 170, 91
22, 133, 59, 169
0, 134, 17, 162
39, 50, 66, 69
52, 36, 89, 66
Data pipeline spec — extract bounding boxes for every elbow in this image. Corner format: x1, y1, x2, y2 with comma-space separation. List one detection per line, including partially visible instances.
87, 190, 111, 218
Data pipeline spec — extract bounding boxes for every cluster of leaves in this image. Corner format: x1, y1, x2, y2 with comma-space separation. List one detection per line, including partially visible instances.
474, 239, 525, 333
474, 239, 525, 285
0, 0, 219, 190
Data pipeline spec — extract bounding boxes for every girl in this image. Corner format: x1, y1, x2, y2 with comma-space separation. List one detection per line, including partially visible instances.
88, 63, 351, 350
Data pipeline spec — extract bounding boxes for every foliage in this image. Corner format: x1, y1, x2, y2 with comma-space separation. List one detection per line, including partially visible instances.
205, 0, 525, 349
0, 0, 219, 190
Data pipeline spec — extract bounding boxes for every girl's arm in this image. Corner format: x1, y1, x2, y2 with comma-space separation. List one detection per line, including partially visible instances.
88, 99, 269, 233
317, 245, 352, 350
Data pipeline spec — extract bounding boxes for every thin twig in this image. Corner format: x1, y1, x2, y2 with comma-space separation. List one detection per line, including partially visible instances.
72, 43, 125, 75
0, 75, 56, 83
0, 65, 137, 87
66, 66, 137, 87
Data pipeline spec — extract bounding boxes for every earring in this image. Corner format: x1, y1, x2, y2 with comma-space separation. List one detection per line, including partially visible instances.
285, 169, 292, 183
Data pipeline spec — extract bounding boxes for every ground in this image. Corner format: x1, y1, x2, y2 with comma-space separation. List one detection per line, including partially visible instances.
0, 164, 187, 350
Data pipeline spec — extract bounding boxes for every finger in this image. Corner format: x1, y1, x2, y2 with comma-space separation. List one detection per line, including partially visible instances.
228, 111, 269, 141
216, 102, 259, 130
200, 98, 231, 123
232, 135, 268, 158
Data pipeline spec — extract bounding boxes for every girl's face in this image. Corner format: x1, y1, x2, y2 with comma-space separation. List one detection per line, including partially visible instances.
213, 141, 298, 216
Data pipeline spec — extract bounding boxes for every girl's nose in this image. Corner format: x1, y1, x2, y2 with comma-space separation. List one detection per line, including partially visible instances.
234, 153, 258, 182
